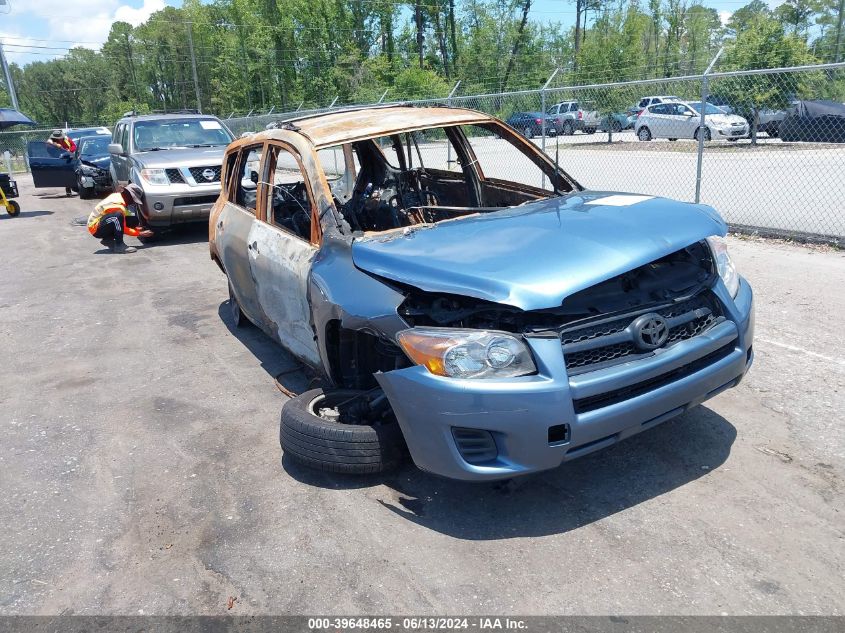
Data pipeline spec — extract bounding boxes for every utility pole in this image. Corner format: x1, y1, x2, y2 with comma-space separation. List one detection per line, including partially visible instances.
835, 0, 845, 63
186, 22, 202, 113
0, 40, 19, 110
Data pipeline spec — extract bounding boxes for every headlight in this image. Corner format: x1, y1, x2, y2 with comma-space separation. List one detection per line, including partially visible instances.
140, 168, 169, 186
707, 236, 740, 298
396, 328, 537, 379
80, 164, 97, 175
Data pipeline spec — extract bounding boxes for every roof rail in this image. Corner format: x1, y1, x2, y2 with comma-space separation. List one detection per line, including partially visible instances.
271, 102, 415, 127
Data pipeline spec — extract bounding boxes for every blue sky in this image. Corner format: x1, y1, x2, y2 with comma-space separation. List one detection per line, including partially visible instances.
0, 0, 782, 67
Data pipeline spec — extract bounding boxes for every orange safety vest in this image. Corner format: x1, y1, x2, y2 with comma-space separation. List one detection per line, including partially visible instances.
87, 193, 141, 236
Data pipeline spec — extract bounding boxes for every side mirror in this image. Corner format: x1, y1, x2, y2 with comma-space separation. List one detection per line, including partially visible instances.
250, 170, 259, 184
108, 143, 125, 156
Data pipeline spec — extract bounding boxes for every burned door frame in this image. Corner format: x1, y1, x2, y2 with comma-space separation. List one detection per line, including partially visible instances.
246, 139, 323, 367
216, 141, 268, 325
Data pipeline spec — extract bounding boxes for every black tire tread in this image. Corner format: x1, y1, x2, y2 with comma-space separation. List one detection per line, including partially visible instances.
280, 388, 405, 474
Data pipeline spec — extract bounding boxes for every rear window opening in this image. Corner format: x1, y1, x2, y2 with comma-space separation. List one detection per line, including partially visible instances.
331, 123, 577, 234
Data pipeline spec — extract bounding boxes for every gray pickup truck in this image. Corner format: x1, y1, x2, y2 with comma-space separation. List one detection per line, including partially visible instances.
108, 112, 234, 227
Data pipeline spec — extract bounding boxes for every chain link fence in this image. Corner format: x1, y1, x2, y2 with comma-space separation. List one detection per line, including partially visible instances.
223, 62, 845, 243
4, 63, 843, 242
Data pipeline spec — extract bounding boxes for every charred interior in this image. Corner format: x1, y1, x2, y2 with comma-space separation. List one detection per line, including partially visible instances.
334, 123, 574, 233
398, 241, 716, 333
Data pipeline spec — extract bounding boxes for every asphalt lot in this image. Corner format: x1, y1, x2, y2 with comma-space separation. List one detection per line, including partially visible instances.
528, 133, 844, 238
1, 175, 844, 615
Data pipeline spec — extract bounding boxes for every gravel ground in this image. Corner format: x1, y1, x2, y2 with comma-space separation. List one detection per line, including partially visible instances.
0, 175, 843, 616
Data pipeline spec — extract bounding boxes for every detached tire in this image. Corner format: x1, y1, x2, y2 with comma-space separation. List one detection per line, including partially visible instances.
280, 389, 405, 475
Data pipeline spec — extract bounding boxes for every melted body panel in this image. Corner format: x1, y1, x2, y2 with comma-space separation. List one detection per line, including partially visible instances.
248, 221, 321, 367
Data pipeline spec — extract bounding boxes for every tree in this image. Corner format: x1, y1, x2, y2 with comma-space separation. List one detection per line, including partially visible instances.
720, 14, 816, 143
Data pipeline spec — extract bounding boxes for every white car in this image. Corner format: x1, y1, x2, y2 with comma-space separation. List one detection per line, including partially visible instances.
637, 95, 682, 109
635, 101, 750, 142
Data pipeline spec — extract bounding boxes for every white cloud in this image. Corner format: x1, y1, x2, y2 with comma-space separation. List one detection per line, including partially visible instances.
718, 10, 732, 27
4, 0, 168, 64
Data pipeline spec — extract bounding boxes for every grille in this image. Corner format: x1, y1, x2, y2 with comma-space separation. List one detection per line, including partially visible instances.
166, 168, 185, 184
561, 292, 722, 372
572, 342, 735, 414
173, 195, 219, 207
189, 165, 222, 183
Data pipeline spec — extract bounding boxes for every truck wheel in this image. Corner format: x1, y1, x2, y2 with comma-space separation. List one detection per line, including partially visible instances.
562, 121, 574, 136
6, 200, 20, 217
280, 388, 405, 475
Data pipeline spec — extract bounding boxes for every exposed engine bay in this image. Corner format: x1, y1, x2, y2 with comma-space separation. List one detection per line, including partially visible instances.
397, 241, 716, 333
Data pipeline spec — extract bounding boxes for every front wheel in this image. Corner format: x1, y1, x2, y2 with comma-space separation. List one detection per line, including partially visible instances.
280, 388, 405, 474
522, 126, 534, 139
611, 121, 623, 133
637, 127, 652, 141
6, 200, 20, 217
695, 127, 712, 142
562, 121, 574, 136
78, 176, 94, 200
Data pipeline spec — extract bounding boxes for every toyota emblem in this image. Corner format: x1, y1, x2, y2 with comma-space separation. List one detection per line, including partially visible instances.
631, 313, 669, 350
202, 168, 215, 181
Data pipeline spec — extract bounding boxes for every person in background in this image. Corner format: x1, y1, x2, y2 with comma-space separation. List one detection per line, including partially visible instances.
47, 130, 77, 196
87, 183, 153, 254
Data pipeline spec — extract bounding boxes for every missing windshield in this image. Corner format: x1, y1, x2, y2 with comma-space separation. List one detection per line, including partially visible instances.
335, 122, 575, 233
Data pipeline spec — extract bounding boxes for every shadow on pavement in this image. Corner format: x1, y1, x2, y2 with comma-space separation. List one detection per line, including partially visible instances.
216, 302, 314, 395
0, 210, 53, 220
137, 224, 209, 247
285, 405, 736, 539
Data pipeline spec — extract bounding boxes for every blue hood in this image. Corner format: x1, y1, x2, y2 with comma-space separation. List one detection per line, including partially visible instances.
351, 192, 726, 311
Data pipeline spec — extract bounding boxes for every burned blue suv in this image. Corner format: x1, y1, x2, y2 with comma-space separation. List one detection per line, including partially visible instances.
211, 105, 754, 481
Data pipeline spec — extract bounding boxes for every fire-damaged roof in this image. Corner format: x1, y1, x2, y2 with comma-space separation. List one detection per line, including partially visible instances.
255, 105, 494, 148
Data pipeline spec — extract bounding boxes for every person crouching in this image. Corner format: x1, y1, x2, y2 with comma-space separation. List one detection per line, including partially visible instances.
87, 184, 152, 254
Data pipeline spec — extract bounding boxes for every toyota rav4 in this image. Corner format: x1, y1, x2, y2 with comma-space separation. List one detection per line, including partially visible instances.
210, 105, 754, 481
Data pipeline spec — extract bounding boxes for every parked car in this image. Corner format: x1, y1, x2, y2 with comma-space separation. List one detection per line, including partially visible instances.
600, 107, 639, 132
706, 94, 735, 115
210, 105, 754, 481
777, 100, 845, 143
26, 127, 113, 194
547, 101, 600, 134
505, 111, 558, 138
74, 135, 114, 199
65, 126, 111, 144
637, 95, 681, 109
108, 112, 234, 227
635, 101, 749, 141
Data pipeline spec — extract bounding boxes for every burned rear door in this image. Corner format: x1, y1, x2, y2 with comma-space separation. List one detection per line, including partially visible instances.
247, 141, 321, 367
27, 141, 77, 189
216, 143, 266, 324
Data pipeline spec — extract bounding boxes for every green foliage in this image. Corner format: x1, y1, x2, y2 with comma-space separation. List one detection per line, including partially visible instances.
0, 0, 826, 127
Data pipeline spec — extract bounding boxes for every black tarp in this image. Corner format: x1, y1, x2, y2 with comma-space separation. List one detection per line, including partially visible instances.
779, 99, 845, 143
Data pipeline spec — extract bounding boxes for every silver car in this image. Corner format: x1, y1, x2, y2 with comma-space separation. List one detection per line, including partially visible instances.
635, 101, 749, 141
108, 113, 234, 227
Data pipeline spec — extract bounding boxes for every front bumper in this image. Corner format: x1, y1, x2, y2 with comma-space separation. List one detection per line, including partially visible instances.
78, 170, 112, 192
376, 279, 754, 481
717, 125, 749, 138
139, 181, 222, 226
